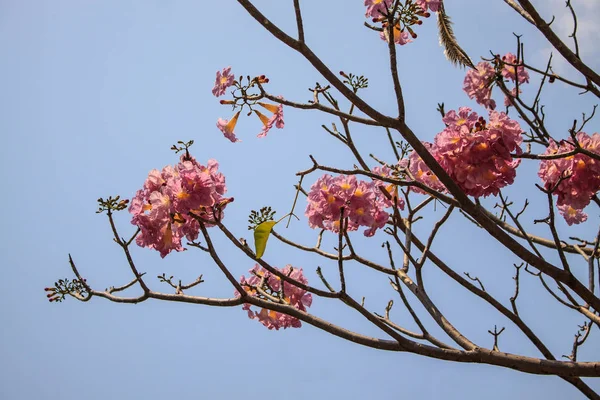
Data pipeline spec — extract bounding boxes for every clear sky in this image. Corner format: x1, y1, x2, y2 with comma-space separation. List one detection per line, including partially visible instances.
1, 1, 599, 399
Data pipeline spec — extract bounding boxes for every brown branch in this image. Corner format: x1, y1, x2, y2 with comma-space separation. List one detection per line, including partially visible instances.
292, 0, 304, 43
105, 209, 150, 294
516, 0, 600, 87
504, 0, 535, 24
385, 3, 405, 121
258, 89, 382, 126
216, 221, 341, 299
238, 0, 600, 310
481, 205, 595, 256
337, 212, 347, 293
197, 219, 246, 295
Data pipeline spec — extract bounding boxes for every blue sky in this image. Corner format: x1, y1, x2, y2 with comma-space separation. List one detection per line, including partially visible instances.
1, 1, 599, 398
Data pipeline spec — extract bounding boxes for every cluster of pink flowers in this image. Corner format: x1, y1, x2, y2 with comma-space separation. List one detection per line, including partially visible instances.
213, 67, 284, 141
463, 61, 497, 110
364, 0, 439, 17
399, 142, 447, 194
404, 107, 523, 198
463, 53, 529, 110
305, 173, 400, 237
365, 0, 434, 46
372, 165, 407, 209
235, 264, 312, 330
129, 155, 232, 257
538, 132, 600, 225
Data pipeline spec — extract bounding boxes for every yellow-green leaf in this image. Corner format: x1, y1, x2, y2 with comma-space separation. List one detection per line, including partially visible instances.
254, 220, 277, 259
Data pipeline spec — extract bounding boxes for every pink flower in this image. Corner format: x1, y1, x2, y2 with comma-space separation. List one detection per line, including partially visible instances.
501, 53, 529, 84
217, 111, 241, 142
380, 23, 413, 45
364, 0, 391, 18
463, 61, 496, 110
305, 173, 396, 236
442, 107, 479, 130
271, 104, 285, 129
212, 66, 235, 97
538, 132, 600, 213
235, 265, 312, 330
504, 87, 521, 107
399, 142, 448, 194
415, 0, 441, 12
488, 110, 523, 154
372, 165, 406, 210
129, 156, 231, 257
558, 204, 588, 226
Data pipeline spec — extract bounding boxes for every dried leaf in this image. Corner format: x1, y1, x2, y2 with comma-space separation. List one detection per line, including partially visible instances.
437, 3, 476, 69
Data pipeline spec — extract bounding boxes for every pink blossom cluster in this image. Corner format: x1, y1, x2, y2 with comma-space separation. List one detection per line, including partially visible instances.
129, 155, 232, 257
212, 66, 235, 97
217, 101, 284, 142
463, 61, 497, 110
538, 132, 600, 225
365, 0, 432, 46
305, 173, 400, 237
399, 142, 447, 194
404, 107, 523, 198
463, 53, 530, 110
235, 264, 312, 330
214, 67, 285, 142
372, 165, 407, 209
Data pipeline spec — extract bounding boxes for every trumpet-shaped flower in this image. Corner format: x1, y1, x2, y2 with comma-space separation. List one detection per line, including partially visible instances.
217, 111, 241, 142
380, 22, 413, 45
256, 102, 285, 138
